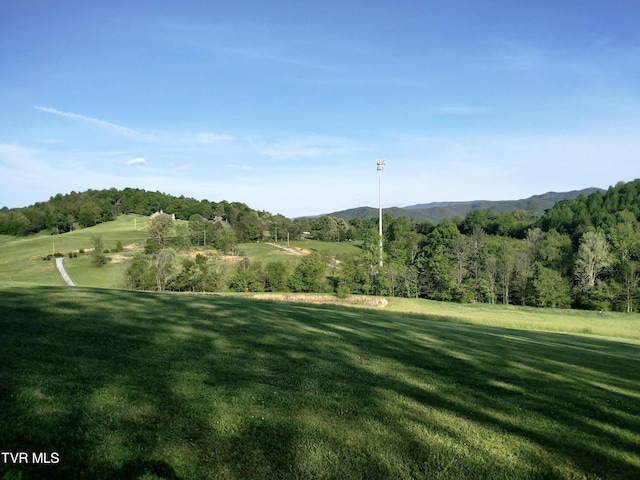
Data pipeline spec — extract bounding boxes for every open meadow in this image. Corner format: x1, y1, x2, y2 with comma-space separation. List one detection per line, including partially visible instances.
0, 215, 150, 287
1, 286, 639, 479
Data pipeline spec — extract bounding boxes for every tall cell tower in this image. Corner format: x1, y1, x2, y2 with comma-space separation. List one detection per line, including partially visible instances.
377, 158, 385, 267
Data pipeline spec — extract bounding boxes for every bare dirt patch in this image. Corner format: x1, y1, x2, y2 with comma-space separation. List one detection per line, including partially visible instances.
249, 293, 388, 308
122, 244, 144, 253
108, 254, 130, 264
266, 243, 310, 256
223, 255, 246, 263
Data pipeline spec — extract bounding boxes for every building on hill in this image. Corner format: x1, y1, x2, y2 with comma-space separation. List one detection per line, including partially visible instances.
150, 210, 175, 220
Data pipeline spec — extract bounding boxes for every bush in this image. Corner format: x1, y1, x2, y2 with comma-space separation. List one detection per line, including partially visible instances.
92, 235, 108, 266
336, 284, 351, 299
79, 249, 85, 254
115, 241, 123, 252
145, 240, 161, 254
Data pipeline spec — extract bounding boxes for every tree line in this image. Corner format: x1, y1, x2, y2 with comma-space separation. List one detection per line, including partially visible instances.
4, 180, 640, 312
0, 187, 301, 242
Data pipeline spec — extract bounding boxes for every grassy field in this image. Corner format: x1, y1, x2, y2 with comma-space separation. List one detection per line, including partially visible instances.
0, 215, 150, 287
0, 218, 361, 289
383, 297, 640, 341
1, 286, 639, 479
235, 242, 304, 265
236, 239, 362, 265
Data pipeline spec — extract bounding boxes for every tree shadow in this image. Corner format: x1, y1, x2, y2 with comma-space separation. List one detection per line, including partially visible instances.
1, 286, 639, 479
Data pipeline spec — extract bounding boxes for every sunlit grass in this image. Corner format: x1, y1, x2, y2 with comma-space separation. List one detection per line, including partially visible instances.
236, 242, 303, 264
384, 296, 640, 340
0, 215, 149, 286
1, 286, 639, 479
62, 254, 131, 289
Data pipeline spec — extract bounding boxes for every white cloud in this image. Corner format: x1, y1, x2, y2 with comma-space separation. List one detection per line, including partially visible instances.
190, 133, 234, 144
172, 164, 193, 171
35, 106, 148, 139
126, 157, 147, 166
227, 164, 252, 170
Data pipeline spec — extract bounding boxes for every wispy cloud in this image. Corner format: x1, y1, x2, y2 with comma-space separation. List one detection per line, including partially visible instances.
126, 157, 147, 166
217, 45, 342, 73
34, 107, 236, 148
256, 136, 366, 159
228, 164, 252, 170
189, 132, 234, 144
35, 106, 148, 139
171, 164, 193, 171
428, 106, 492, 115
487, 40, 545, 71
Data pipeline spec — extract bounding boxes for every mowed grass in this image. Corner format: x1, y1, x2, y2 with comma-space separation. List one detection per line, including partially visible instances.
237, 239, 362, 265
236, 243, 304, 265
0, 215, 149, 287
1, 286, 639, 479
383, 297, 640, 341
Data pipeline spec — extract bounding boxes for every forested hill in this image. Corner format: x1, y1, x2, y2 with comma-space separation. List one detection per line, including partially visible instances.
0, 188, 291, 239
316, 188, 602, 222
542, 180, 640, 234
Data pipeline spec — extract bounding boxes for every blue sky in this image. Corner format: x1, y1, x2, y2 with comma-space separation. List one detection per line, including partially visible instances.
1, 1, 639, 217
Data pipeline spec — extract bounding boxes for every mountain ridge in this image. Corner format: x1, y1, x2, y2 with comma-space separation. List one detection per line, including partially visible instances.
307, 188, 603, 222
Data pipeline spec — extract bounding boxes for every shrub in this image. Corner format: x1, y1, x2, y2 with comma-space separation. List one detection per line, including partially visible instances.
336, 284, 351, 299
145, 240, 161, 254
92, 236, 108, 266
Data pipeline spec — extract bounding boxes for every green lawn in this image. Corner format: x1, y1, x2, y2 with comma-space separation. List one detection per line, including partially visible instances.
236, 242, 304, 264
383, 296, 640, 341
63, 255, 132, 289
0, 215, 149, 287
236, 240, 361, 265
1, 286, 639, 479
288, 239, 363, 256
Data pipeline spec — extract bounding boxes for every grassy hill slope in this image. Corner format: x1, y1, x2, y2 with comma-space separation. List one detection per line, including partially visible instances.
1, 286, 638, 479
0, 215, 150, 287
0, 216, 362, 289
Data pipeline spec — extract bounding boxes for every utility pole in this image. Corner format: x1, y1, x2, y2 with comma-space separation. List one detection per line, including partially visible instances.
377, 158, 385, 267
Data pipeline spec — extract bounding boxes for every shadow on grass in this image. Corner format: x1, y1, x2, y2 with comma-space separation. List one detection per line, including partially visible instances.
1, 286, 639, 479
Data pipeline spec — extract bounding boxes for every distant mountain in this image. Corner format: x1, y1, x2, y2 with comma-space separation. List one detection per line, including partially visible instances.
310, 188, 603, 222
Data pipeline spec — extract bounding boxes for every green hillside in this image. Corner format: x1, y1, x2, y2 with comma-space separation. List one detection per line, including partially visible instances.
0, 214, 150, 287
1, 286, 639, 479
320, 188, 602, 222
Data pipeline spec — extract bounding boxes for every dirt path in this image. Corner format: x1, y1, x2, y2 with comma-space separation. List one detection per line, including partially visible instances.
266, 242, 308, 256
55, 257, 75, 286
